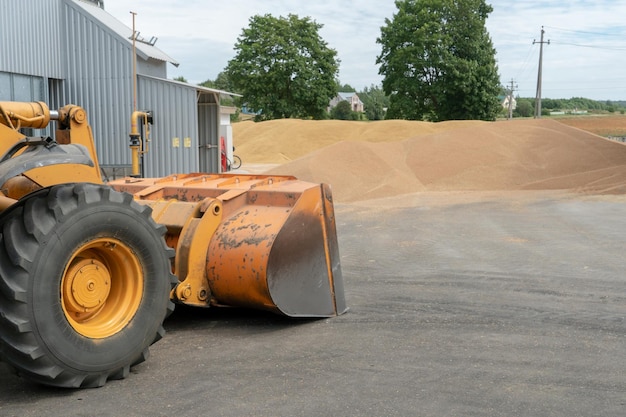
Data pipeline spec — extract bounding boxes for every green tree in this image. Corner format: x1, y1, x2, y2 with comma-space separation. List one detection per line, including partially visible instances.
330, 100, 354, 120
542, 98, 561, 110
513, 98, 533, 118
226, 14, 340, 120
199, 72, 239, 120
359, 84, 390, 120
338, 83, 356, 92
199, 71, 234, 92
376, 0, 501, 121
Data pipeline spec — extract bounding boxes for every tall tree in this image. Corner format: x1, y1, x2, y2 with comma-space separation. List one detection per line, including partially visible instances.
199, 71, 234, 92
338, 83, 356, 92
377, 0, 501, 121
199, 71, 237, 111
359, 84, 390, 120
226, 14, 339, 120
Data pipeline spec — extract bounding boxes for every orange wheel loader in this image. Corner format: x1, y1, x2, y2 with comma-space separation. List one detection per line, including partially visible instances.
0, 101, 346, 388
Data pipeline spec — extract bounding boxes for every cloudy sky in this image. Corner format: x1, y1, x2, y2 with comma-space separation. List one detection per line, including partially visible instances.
103, 0, 626, 101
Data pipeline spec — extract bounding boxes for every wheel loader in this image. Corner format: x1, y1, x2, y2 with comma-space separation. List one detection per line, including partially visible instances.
0, 101, 346, 388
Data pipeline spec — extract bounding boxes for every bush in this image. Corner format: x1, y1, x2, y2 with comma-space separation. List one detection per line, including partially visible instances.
514, 99, 533, 118
330, 101, 354, 120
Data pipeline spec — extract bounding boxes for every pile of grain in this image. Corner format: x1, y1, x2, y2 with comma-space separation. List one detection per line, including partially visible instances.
233, 118, 626, 202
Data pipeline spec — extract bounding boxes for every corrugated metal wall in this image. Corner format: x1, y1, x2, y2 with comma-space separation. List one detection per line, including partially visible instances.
48, 78, 67, 109
138, 76, 199, 177
0, 0, 63, 78
61, 0, 135, 168
1, 0, 221, 177
0, 72, 45, 102
61, 0, 221, 176
0, 71, 49, 137
198, 92, 221, 173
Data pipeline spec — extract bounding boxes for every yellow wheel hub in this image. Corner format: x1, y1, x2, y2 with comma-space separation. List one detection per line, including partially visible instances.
63, 258, 111, 318
61, 238, 144, 339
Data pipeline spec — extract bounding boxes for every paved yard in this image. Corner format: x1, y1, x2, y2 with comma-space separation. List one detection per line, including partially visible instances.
1, 192, 625, 417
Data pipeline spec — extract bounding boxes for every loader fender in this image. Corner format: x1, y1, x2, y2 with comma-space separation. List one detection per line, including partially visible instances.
0, 141, 94, 186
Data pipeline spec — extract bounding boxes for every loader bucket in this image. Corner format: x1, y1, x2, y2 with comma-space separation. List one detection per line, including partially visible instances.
109, 174, 347, 317
207, 182, 345, 317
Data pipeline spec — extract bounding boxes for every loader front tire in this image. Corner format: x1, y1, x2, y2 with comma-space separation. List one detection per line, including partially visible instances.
0, 183, 176, 388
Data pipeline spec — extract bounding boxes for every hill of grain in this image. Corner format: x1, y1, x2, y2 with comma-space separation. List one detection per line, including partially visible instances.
232, 118, 626, 202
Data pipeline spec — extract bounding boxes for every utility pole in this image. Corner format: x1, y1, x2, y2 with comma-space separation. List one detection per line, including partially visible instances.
507, 78, 518, 120
131, 11, 137, 112
533, 26, 550, 118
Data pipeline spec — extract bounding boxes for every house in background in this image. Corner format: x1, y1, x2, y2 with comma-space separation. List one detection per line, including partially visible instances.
501, 94, 517, 112
329, 92, 364, 113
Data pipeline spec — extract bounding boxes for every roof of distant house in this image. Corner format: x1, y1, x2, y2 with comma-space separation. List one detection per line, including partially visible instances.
338, 92, 358, 100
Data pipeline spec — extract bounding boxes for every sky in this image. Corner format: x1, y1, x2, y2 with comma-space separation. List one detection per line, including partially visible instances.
103, 0, 626, 101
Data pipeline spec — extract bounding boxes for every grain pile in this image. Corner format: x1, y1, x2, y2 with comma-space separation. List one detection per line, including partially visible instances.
233, 118, 626, 203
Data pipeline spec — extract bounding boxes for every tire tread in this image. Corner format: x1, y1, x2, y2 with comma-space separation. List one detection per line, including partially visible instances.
0, 183, 176, 388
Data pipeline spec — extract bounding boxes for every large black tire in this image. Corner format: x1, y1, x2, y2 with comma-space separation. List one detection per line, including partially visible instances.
0, 183, 176, 388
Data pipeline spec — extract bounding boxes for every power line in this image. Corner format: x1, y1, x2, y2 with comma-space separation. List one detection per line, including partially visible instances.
550, 41, 626, 51
502, 25, 626, 101
544, 25, 626, 38
511, 43, 537, 82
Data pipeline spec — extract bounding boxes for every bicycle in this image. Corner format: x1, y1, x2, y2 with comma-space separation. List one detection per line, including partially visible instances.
228, 154, 242, 170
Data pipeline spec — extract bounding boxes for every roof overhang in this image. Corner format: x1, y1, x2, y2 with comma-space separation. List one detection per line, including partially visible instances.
72, 0, 179, 67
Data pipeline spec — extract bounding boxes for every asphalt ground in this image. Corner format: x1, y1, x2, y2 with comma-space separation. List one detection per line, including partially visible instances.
1, 191, 625, 416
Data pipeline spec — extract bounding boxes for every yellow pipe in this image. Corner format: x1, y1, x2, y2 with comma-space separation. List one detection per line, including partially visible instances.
129, 110, 149, 177
0, 101, 50, 129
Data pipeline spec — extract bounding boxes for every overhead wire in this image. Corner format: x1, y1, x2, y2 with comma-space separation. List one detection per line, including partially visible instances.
512, 43, 537, 83
544, 25, 626, 38
549, 41, 626, 51
544, 25, 626, 51
510, 25, 626, 98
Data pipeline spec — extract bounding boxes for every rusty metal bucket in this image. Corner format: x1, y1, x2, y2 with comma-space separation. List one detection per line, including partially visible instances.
109, 174, 347, 317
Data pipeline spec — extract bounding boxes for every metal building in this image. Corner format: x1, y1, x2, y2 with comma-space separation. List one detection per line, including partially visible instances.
1, 0, 231, 177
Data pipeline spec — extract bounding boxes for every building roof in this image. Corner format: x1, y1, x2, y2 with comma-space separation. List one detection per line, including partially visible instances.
141, 74, 242, 98
338, 92, 358, 100
73, 0, 179, 67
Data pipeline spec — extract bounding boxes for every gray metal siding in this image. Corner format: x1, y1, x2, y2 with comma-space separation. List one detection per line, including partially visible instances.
137, 60, 168, 79
0, 0, 64, 78
48, 78, 66, 109
2, 0, 223, 178
138, 76, 199, 177
198, 99, 220, 173
0, 72, 45, 102
61, 0, 135, 168
0, 73, 10, 100
0, 71, 49, 136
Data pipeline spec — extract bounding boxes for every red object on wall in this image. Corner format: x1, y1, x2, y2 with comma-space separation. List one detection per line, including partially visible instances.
220, 136, 227, 172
